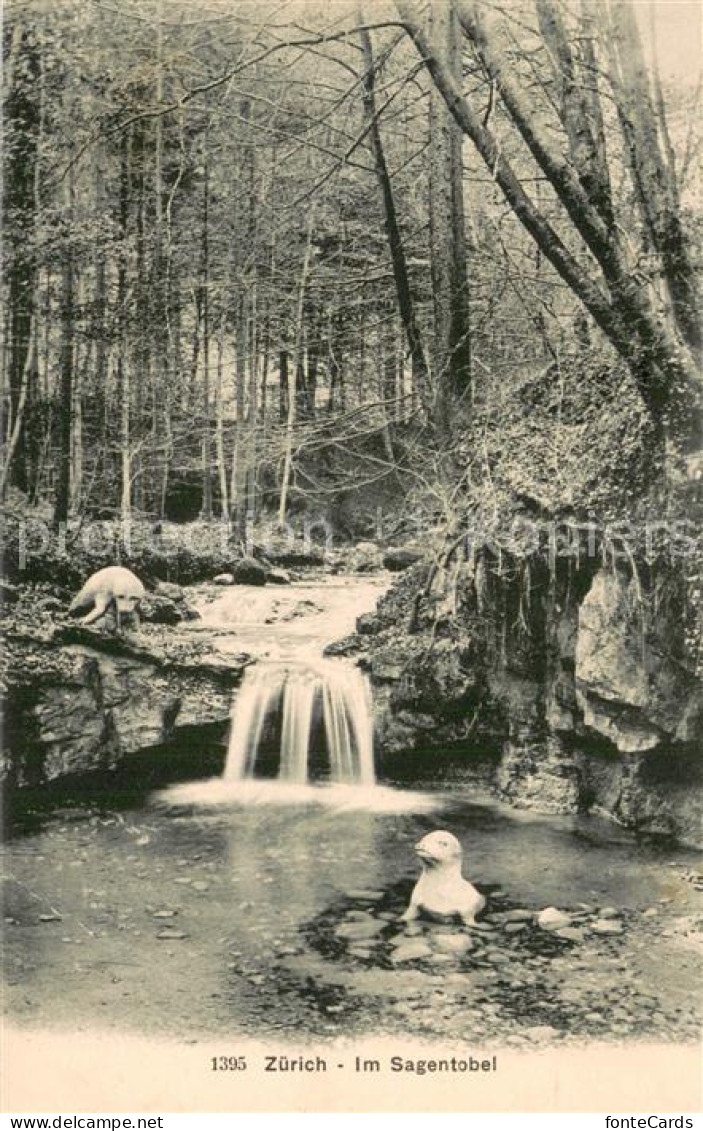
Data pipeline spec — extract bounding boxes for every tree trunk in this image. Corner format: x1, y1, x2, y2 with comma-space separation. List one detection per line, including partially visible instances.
53, 173, 75, 530
4, 21, 40, 493
395, 0, 701, 449
358, 20, 430, 409
278, 207, 316, 527
427, 0, 471, 426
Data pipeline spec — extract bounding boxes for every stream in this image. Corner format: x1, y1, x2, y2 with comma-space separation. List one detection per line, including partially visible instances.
2, 576, 702, 1048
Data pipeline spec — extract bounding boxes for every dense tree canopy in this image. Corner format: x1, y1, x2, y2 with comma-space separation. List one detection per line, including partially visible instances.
2, 0, 700, 535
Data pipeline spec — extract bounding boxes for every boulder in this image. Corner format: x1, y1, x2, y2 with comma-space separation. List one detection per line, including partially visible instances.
382, 548, 424, 572
3, 631, 249, 790
230, 557, 268, 586
356, 612, 381, 635
575, 567, 701, 752
349, 541, 383, 573
140, 594, 185, 625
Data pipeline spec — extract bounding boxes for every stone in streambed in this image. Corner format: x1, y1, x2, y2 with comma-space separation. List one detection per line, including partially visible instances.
555, 927, 586, 943
503, 909, 534, 922
598, 906, 621, 919
391, 941, 433, 964
432, 933, 474, 956
335, 919, 384, 941
504, 922, 528, 934
591, 918, 624, 935
345, 890, 385, 901
213, 573, 234, 585
537, 907, 572, 931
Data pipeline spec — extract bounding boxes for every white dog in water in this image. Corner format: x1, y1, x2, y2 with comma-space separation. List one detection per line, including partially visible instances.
402, 830, 486, 925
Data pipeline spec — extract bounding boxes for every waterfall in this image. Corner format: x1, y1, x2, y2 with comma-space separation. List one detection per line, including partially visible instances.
225, 661, 375, 785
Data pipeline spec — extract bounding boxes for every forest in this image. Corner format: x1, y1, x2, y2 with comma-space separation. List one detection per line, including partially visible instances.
3, 0, 700, 554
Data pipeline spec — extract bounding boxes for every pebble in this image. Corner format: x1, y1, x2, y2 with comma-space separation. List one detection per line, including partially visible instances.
153, 910, 177, 919
599, 907, 620, 919
391, 941, 433, 964
348, 947, 372, 959
432, 933, 474, 956
537, 907, 572, 931
643, 907, 659, 917
156, 929, 188, 940
191, 881, 209, 893
555, 927, 585, 943
346, 890, 384, 901
591, 919, 624, 935
503, 909, 534, 922
335, 919, 384, 941
484, 950, 510, 964
524, 1025, 560, 1042
504, 923, 527, 934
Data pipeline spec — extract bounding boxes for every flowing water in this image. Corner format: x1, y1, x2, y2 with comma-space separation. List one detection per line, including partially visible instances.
2, 577, 702, 1046
224, 660, 375, 786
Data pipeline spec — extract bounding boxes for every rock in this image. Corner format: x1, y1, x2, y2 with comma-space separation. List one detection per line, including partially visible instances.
264, 545, 324, 568
504, 923, 528, 934
503, 909, 534, 922
36, 596, 64, 613
155, 581, 185, 602
575, 567, 701, 752
382, 548, 424, 572
555, 927, 585, 943
191, 881, 209, 892
346, 890, 385, 901
349, 541, 382, 573
537, 907, 572, 931
334, 919, 385, 941
524, 1025, 560, 1042
483, 949, 510, 964
591, 919, 624, 935
231, 558, 268, 586
390, 941, 433, 963
0, 580, 20, 606
213, 573, 234, 585
356, 612, 381, 635
598, 906, 620, 919
432, 933, 474, 956
140, 594, 184, 625
266, 568, 292, 586
156, 929, 188, 940
348, 947, 372, 959
323, 635, 365, 658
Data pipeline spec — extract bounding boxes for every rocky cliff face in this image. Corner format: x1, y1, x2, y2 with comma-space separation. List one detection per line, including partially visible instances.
346, 554, 703, 846
2, 626, 248, 791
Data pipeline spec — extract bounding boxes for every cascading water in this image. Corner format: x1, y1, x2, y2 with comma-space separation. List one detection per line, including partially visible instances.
225, 661, 375, 786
